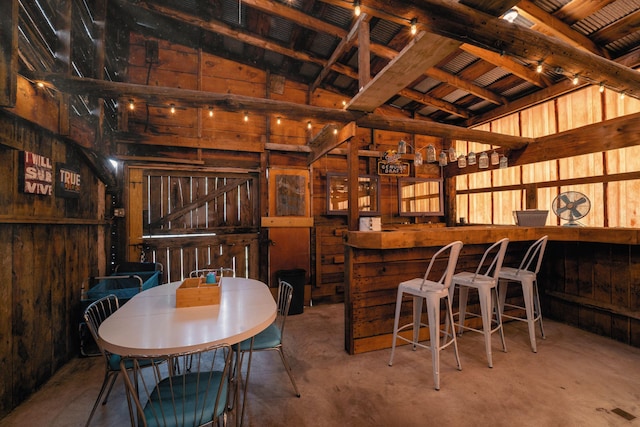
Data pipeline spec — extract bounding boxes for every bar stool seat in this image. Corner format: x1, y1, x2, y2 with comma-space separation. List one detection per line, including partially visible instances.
388, 241, 463, 390
498, 235, 548, 353
450, 238, 509, 368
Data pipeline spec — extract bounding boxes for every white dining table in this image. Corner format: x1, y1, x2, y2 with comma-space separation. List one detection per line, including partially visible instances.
98, 277, 276, 357
98, 276, 277, 426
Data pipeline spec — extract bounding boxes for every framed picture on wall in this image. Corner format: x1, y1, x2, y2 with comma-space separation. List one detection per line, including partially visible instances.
268, 168, 310, 217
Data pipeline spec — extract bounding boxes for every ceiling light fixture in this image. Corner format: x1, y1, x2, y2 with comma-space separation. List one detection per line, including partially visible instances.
276, 116, 281, 125
599, 83, 605, 93
208, 106, 214, 117
354, 0, 361, 17
128, 99, 135, 110
503, 8, 518, 23
307, 121, 312, 130
170, 104, 176, 114
244, 111, 249, 122
410, 18, 417, 36
536, 61, 543, 73
572, 75, 579, 85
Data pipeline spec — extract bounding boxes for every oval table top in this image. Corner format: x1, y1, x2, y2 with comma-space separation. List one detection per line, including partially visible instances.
98, 277, 277, 357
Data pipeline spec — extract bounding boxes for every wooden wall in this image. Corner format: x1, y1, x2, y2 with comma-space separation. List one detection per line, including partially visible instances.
0, 112, 108, 418
541, 241, 640, 346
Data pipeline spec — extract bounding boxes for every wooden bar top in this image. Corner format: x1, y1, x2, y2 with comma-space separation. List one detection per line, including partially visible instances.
344, 225, 640, 249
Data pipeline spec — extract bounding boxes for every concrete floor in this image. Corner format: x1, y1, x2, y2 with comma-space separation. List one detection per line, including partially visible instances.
2, 302, 640, 427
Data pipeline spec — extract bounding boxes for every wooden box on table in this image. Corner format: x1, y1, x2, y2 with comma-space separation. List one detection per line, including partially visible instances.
176, 277, 221, 307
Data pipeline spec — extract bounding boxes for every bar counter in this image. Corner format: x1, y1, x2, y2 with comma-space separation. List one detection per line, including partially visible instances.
343, 225, 640, 354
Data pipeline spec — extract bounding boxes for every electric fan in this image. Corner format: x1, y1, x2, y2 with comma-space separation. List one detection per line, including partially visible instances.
552, 191, 591, 226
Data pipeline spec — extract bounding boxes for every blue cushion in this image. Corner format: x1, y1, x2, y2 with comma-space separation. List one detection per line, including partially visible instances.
238, 323, 281, 351
144, 371, 228, 427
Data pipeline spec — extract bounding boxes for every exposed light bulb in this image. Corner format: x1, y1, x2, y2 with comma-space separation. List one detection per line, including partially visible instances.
128, 100, 135, 110
37, 81, 45, 88
244, 112, 249, 122
208, 107, 214, 117
276, 116, 281, 125
333, 128, 338, 135
536, 62, 543, 73
599, 83, 604, 93
620, 92, 626, 100
572, 75, 579, 85
354, 0, 361, 17
307, 121, 312, 130
170, 104, 175, 114
410, 18, 417, 36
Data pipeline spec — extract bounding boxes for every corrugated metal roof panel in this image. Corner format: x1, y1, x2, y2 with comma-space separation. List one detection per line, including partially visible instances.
441, 52, 478, 74
474, 67, 511, 87
442, 89, 469, 103
269, 16, 294, 44
309, 32, 338, 58
370, 19, 402, 45
412, 77, 441, 93
573, 0, 640, 35
322, 4, 352, 28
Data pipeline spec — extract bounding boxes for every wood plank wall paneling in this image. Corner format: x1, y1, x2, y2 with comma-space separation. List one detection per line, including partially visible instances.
540, 241, 640, 348
0, 113, 107, 418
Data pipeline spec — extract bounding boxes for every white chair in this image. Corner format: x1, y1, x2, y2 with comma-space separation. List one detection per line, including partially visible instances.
450, 238, 509, 368
498, 235, 548, 353
120, 344, 233, 427
388, 241, 464, 390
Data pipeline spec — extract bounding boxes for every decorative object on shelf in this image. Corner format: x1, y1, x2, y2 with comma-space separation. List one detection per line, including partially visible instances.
448, 146, 457, 162
438, 151, 448, 166
478, 152, 489, 169
414, 151, 423, 166
467, 152, 476, 165
457, 154, 467, 168
397, 140, 407, 154
499, 155, 508, 169
491, 150, 500, 166
426, 144, 436, 163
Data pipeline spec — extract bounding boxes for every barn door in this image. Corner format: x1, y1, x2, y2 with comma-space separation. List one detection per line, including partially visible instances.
127, 167, 260, 283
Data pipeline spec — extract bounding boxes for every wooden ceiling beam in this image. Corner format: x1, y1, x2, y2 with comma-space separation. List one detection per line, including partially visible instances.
398, 87, 471, 118
425, 67, 508, 105
346, 31, 461, 112
356, 114, 531, 149
460, 44, 553, 88
311, 14, 368, 93
36, 73, 535, 148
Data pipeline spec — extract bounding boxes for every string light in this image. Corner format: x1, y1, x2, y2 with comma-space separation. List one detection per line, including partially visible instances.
128, 99, 135, 110
410, 18, 417, 36
208, 106, 214, 117
170, 104, 175, 114
244, 111, 249, 122
536, 61, 543, 73
572, 75, 579, 85
353, 0, 361, 17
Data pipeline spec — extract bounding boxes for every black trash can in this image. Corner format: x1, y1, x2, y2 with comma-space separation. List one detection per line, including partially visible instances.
276, 269, 306, 315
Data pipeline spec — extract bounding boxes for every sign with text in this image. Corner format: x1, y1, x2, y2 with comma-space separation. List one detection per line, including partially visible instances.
20, 151, 53, 196
377, 160, 410, 176
56, 164, 81, 198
